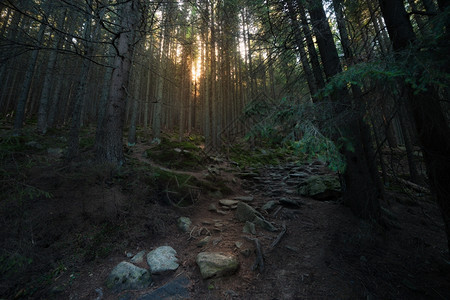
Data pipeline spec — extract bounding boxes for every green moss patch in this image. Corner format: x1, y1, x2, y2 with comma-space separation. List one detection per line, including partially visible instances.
145, 137, 207, 170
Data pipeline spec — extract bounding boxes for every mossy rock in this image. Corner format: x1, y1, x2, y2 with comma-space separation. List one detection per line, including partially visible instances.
298, 175, 341, 200
145, 138, 206, 170
106, 261, 152, 292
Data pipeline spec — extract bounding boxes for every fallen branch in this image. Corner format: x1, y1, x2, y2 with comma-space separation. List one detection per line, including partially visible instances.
270, 222, 287, 250
244, 236, 264, 272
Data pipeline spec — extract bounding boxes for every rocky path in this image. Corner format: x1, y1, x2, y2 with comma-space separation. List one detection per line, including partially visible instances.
95, 160, 351, 299
78, 159, 449, 300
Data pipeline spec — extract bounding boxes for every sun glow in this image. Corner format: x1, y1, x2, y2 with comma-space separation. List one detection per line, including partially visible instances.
192, 57, 202, 82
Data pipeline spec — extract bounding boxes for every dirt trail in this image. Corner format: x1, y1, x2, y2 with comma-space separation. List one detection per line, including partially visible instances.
62, 157, 449, 300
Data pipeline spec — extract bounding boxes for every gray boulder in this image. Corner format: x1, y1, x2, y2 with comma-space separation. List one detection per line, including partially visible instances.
177, 217, 192, 232
106, 261, 151, 292
147, 246, 179, 274
236, 202, 262, 222
242, 221, 256, 235
298, 175, 341, 200
196, 252, 239, 279
261, 200, 277, 211
131, 250, 146, 264
236, 202, 276, 232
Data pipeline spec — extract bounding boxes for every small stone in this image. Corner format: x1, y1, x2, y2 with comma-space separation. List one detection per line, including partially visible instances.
233, 196, 254, 202
106, 262, 152, 292
236, 202, 261, 222
137, 275, 190, 300
240, 249, 252, 257
285, 245, 299, 252
131, 250, 146, 264
219, 199, 239, 206
196, 252, 239, 279
242, 221, 256, 235
26, 141, 44, 149
216, 209, 228, 215
47, 148, 64, 158
254, 216, 277, 232
213, 237, 222, 245
177, 217, 192, 232
197, 236, 211, 247
262, 201, 277, 211
208, 204, 218, 212
235, 241, 243, 249
147, 246, 179, 274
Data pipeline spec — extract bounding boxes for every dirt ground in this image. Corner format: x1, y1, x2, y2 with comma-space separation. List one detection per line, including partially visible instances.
1, 140, 449, 299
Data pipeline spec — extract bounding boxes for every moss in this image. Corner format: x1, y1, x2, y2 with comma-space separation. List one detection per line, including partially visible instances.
230, 145, 295, 168
145, 138, 206, 170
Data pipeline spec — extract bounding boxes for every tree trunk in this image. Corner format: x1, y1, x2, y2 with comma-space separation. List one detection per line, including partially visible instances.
37, 10, 67, 134
13, 22, 45, 131
67, 3, 93, 160
286, 0, 318, 99
297, 0, 325, 90
308, 0, 381, 220
380, 0, 450, 252
95, 1, 140, 165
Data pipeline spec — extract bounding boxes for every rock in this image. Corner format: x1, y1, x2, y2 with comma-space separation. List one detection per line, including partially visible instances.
131, 250, 146, 264
236, 202, 261, 222
219, 199, 239, 207
216, 209, 229, 215
137, 275, 190, 300
118, 292, 133, 300
298, 175, 341, 200
262, 200, 277, 211
147, 246, 179, 274
236, 173, 258, 179
236, 202, 275, 232
177, 217, 192, 232
196, 252, 239, 279
289, 172, 309, 178
197, 236, 211, 247
285, 245, 299, 252
212, 237, 222, 246
94, 287, 103, 300
47, 147, 64, 158
208, 204, 218, 212
235, 241, 243, 249
233, 196, 254, 202
240, 249, 252, 257
242, 221, 256, 235
26, 141, 44, 149
106, 261, 151, 292
254, 216, 277, 232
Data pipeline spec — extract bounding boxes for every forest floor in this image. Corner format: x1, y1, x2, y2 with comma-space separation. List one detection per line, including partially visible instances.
1, 125, 449, 299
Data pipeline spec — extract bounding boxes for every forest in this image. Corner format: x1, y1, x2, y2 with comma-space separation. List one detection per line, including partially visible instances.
0, 0, 449, 298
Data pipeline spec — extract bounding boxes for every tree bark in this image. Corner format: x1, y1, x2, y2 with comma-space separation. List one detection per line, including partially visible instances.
13, 22, 45, 131
286, 0, 318, 99
380, 0, 450, 252
95, 1, 140, 165
308, 0, 381, 220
